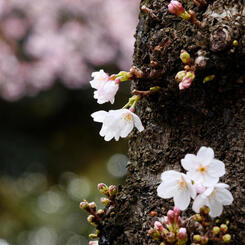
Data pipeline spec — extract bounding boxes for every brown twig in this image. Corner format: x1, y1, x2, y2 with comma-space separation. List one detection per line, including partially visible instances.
188, 10, 206, 28
141, 5, 160, 21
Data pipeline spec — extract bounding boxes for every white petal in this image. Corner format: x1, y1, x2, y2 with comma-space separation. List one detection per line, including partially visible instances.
181, 154, 198, 171
160, 170, 181, 182
91, 111, 107, 122
186, 170, 203, 183
119, 121, 134, 138
132, 113, 144, 132
202, 173, 219, 187
209, 198, 223, 217
157, 181, 178, 199
202, 186, 214, 197
197, 147, 214, 162
215, 187, 233, 205
215, 183, 229, 189
173, 190, 191, 210
208, 159, 225, 177
192, 195, 208, 213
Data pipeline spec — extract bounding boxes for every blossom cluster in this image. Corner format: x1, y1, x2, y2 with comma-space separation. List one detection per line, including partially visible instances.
157, 147, 233, 217
0, 0, 139, 101
90, 70, 144, 141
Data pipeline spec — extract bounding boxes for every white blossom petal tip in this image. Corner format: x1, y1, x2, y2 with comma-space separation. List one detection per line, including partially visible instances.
91, 109, 144, 141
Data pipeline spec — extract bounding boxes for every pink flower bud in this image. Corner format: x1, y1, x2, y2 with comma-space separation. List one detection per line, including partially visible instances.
179, 71, 195, 90
164, 216, 170, 225
167, 210, 175, 224
100, 197, 111, 206
168, 0, 185, 15
194, 183, 206, 194
80, 200, 89, 210
173, 206, 181, 216
168, 1, 191, 20
154, 221, 164, 232
89, 241, 98, 245
178, 227, 187, 239
109, 185, 117, 197
175, 70, 187, 82
98, 183, 109, 196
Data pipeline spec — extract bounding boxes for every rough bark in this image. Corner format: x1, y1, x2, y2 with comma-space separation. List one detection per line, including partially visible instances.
98, 0, 245, 244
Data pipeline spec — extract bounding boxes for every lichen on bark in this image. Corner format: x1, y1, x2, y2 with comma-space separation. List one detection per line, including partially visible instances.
98, 0, 245, 244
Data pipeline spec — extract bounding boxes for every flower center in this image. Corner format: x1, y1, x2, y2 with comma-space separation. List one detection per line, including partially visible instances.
198, 165, 207, 174
123, 113, 133, 122
178, 176, 186, 189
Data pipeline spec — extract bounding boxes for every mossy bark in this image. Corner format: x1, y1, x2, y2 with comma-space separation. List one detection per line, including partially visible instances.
98, 0, 245, 244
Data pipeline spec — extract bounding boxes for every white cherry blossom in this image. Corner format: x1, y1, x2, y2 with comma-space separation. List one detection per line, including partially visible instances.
192, 183, 233, 217
181, 146, 225, 187
91, 109, 144, 141
157, 170, 196, 210
90, 70, 119, 104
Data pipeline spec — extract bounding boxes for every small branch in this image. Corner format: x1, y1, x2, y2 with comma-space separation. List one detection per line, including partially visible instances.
188, 10, 206, 28
141, 5, 160, 21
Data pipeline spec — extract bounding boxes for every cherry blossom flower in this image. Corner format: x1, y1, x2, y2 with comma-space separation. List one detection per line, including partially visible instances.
157, 170, 196, 210
90, 70, 119, 104
181, 147, 225, 187
91, 109, 144, 141
192, 183, 233, 217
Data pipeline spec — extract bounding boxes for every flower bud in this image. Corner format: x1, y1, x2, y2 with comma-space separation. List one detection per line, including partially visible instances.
220, 224, 228, 233
98, 183, 109, 196
89, 242, 98, 245
193, 235, 201, 242
166, 232, 176, 243
175, 70, 187, 82
164, 216, 170, 225
232, 40, 238, 46
201, 236, 208, 244
89, 233, 98, 239
150, 86, 161, 92
167, 210, 175, 224
180, 50, 191, 64
96, 209, 105, 217
168, 1, 191, 20
212, 226, 220, 235
200, 206, 210, 215
89, 202, 97, 212
173, 206, 181, 216
154, 221, 164, 232
178, 227, 187, 240
87, 215, 97, 226
222, 234, 231, 243
203, 75, 215, 84
179, 71, 195, 90
109, 185, 117, 197
148, 228, 161, 240
100, 197, 111, 206
80, 200, 89, 211
193, 214, 202, 222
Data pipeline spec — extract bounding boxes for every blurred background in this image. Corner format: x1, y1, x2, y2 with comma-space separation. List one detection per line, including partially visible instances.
0, 0, 140, 244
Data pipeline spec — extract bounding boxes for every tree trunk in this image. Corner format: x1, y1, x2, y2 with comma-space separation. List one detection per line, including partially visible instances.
98, 0, 245, 244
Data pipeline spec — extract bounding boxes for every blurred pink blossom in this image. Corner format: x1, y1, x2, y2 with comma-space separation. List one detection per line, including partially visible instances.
0, 0, 140, 101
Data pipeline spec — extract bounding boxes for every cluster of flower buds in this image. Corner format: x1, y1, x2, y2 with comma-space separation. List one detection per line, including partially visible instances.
98, 183, 118, 207
175, 50, 195, 90
189, 206, 232, 244
80, 183, 118, 243
148, 207, 188, 244
168, 0, 191, 20
80, 200, 104, 228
